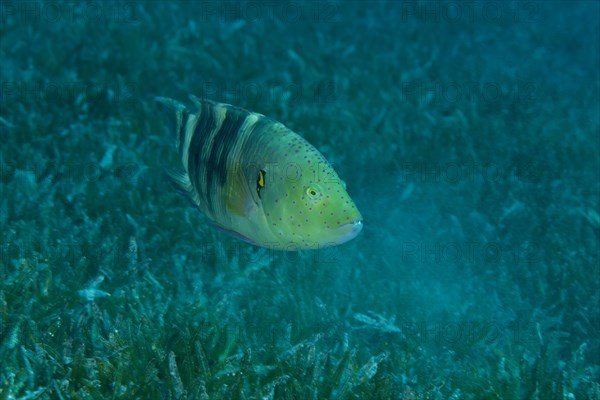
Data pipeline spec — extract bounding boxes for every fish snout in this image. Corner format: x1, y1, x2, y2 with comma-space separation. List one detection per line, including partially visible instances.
333, 219, 363, 244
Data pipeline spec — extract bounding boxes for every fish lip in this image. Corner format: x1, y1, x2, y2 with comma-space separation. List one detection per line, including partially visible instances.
333, 220, 363, 244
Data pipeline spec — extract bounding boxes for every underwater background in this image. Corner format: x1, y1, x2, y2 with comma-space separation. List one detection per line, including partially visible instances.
1, 1, 599, 398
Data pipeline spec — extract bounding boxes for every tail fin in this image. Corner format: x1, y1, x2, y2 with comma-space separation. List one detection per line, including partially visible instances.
154, 96, 188, 154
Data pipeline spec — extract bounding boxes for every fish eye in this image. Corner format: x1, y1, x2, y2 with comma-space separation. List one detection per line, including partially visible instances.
306, 186, 319, 198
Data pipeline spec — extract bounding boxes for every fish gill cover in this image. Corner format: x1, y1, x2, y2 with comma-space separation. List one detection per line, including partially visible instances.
0, 1, 598, 399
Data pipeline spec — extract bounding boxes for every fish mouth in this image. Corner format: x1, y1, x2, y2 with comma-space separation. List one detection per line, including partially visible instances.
333, 220, 363, 244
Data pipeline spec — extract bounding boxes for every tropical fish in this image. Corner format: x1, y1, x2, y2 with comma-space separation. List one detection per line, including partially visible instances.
156, 95, 363, 250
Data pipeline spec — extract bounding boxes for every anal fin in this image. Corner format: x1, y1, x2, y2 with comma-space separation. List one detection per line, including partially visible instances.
163, 168, 201, 207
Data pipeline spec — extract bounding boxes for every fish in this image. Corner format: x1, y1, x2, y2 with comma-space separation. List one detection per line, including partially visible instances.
156, 95, 363, 250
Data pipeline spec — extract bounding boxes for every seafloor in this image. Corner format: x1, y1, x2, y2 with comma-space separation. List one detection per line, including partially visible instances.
1, 1, 598, 399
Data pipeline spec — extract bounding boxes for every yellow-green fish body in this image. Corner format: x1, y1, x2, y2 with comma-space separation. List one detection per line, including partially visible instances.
156, 95, 362, 250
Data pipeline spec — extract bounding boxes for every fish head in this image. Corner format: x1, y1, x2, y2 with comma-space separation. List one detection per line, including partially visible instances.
259, 157, 363, 250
